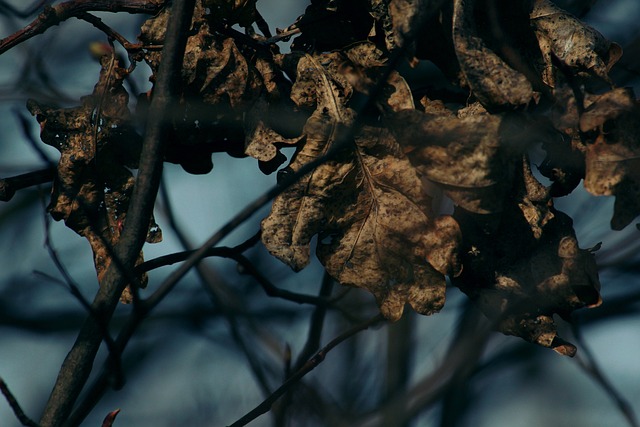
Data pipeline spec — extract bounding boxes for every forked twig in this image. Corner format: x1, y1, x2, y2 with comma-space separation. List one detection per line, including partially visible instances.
228, 313, 385, 427
0, 0, 163, 56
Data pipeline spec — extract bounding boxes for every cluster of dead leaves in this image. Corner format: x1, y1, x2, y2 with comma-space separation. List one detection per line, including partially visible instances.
24, 0, 639, 354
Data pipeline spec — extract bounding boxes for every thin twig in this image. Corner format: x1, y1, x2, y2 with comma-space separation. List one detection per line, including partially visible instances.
136, 247, 331, 306
227, 313, 386, 427
0, 0, 163, 56
571, 323, 639, 427
0, 168, 54, 201
274, 272, 334, 424
157, 179, 275, 397
40, 211, 124, 388
0, 378, 40, 427
77, 12, 139, 52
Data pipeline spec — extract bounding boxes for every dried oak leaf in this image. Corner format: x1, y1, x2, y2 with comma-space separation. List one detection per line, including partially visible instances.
530, 0, 622, 88
454, 161, 601, 355
261, 53, 461, 320
452, 0, 534, 109
579, 87, 640, 229
389, 108, 543, 214
368, 0, 443, 52
27, 55, 161, 302
244, 96, 302, 174
139, 5, 264, 173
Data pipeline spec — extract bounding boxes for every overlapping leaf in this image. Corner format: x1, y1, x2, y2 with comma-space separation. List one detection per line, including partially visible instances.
453, 162, 601, 355
140, 3, 288, 174
530, 0, 622, 88
452, 0, 534, 109
27, 55, 161, 302
261, 52, 461, 320
579, 87, 640, 229
390, 107, 544, 214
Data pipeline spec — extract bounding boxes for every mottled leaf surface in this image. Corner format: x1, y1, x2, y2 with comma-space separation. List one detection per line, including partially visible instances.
452, 0, 533, 109
454, 162, 601, 355
27, 55, 161, 302
261, 53, 461, 320
530, 0, 622, 88
579, 88, 640, 229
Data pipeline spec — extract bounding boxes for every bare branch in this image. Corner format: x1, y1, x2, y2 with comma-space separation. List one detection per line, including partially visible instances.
0, 168, 54, 201
0, 378, 40, 427
0, 0, 164, 56
228, 313, 386, 427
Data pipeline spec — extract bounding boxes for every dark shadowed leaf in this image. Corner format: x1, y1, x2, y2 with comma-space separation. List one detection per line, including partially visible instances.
452, 0, 533, 109
453, 161, 601, 355
579, 87, 640, 229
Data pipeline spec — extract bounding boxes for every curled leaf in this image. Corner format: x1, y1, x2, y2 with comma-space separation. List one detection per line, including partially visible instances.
27, 55, 161, 302
530, 0, 622, 88
452, 0, 533, 109
579, 88, 640, 229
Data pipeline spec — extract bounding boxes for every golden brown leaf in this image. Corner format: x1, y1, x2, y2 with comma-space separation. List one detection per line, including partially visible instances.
390, 108, 543, 214
27, 55, 161, 302
530, 0, 622, 88
261, 53, 461, 321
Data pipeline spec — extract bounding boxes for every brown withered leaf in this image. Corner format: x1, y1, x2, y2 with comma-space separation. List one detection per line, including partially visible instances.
139, 5, 264, 173
390, 108, 543, 214
579, 87, 640, 229
454, 161, 601, 355
244, 97, 302, 173
27, 55, 161, 302
452, 0, 533, 109
261, 53, 461, 320
530, 0, 622, 88
368, 0, 443, 52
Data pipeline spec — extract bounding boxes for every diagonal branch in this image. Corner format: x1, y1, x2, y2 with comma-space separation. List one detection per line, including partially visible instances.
37, 0, 196, 425
228, 313, 385, 427
0, 377, 40, 427
0, 0, 163, 55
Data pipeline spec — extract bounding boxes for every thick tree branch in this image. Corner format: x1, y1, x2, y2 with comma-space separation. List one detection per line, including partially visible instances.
38, 0, 196, 425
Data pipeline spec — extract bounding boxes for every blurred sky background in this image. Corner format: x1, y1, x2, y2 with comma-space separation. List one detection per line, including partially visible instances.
1, 1, 640, 426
